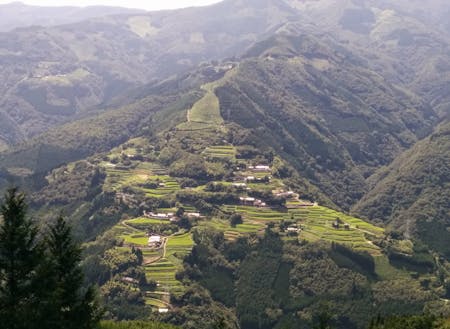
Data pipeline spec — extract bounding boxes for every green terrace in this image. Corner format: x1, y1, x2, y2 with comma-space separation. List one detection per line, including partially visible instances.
220, 204, 383, 254
102, 161, 180, 197
145, 233, 194, 298
110, 217, 194, 311
203, 145, 236, 160
198, 219, 264, 240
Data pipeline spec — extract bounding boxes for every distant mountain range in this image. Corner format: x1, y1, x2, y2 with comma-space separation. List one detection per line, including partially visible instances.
0, 2, 145, 31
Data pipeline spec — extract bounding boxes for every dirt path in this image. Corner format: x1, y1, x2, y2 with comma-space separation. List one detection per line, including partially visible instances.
121, 220, 140, 232
162, 237, 168, 258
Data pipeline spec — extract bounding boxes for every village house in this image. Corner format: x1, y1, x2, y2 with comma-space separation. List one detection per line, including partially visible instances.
276, 191, 295, 198
248, 165, 271, 172
121, 277, 139, 285
253, 199, 267, 207
240, 197, 266, 207
144, 211, 175, 220
240, 197, 255, 205
287, 226, 300, 235
148, 235, 162, 248
245, 176, 270, 183
186, 212, 202, 218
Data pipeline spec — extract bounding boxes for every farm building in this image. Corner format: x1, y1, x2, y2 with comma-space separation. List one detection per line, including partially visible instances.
248, 165, 271, 172
253, 199, 267, 207
121, 277, 139, 284
144, 211, 175, 220
240, 197, 256, 205
186, 212, 202, 218
276, 191, 295, 198
240, 197, 266, 207
287, 226, 300, 235
148, 235, 162, 248
246, 176, 270, 183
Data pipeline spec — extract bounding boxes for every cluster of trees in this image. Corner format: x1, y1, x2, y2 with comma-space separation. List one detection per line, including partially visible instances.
368, 315, 449, 329
0, 188, 101, 329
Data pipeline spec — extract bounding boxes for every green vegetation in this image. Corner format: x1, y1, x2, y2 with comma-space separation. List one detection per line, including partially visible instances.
0, 189, 100, 329
188, 83, 223, 125
354, 121, 450, 257
100, 321, 179, 329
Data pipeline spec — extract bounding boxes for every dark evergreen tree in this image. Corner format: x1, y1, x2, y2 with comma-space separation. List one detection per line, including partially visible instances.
45, 216, 102, 329
0, 188, 44, 329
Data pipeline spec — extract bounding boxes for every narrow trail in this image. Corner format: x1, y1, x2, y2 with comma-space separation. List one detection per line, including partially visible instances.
121, 220, 140, 232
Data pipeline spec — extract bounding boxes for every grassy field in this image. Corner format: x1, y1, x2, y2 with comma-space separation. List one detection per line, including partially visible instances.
188, 85, 223, 125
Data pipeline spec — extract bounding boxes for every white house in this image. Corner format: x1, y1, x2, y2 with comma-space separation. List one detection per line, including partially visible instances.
249, 165, 271, 172
148, 235, 162, 248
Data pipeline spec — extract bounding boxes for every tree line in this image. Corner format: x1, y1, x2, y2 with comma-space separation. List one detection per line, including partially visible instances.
0, 188, 101, 329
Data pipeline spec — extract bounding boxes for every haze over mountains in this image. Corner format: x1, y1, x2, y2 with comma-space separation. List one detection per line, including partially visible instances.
0, 1, 449, 328
0, 2, 145, 31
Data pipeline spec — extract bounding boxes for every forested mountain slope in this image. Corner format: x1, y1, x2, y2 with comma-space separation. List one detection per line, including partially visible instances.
216, 31, 436, 209
354, 121, 450, 256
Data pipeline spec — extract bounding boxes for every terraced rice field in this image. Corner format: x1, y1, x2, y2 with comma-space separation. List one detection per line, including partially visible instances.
112, 217, 194, 310
145, 233, 194, 300
142, 176, 180, 198
223, 205, 286, 222
102, 161, 180, 197
121, 232, 149, 247
220, 204, 383, 253
199, 219, 264, 239
126, 217, 172, 226
203, 145, 236, 160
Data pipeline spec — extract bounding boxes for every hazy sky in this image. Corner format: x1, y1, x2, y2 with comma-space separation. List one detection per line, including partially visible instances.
0, 0, 223, 11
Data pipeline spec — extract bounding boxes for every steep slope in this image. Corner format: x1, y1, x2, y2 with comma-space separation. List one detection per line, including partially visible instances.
354, 121, 450, 256
0, 2, 144, 32
285, 0, 450, 117
216, 32, 436, 209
